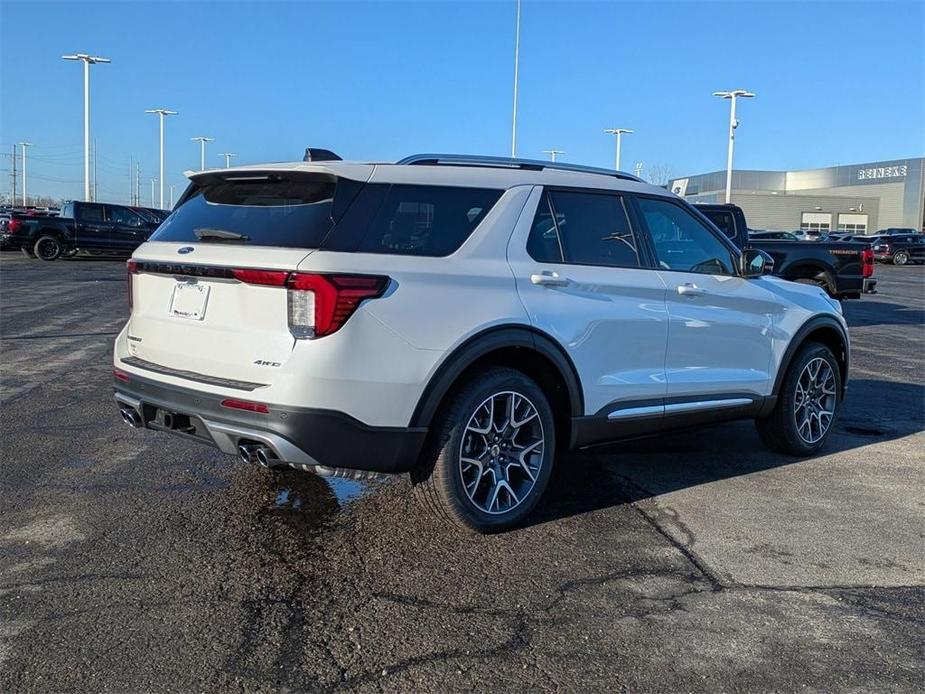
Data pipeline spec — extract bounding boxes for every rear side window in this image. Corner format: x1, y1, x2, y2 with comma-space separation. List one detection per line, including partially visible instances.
150, 174, 337, 248
526, 190, 640, 268
78, 204, 105, 223
354, 185, 502, 257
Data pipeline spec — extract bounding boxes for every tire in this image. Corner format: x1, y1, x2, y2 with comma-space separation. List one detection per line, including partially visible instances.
412, 367, 556, 532
756, 341, 842, 456
893, 251, 909, 266
20, 246, 36, 259
33, 235, 63, 261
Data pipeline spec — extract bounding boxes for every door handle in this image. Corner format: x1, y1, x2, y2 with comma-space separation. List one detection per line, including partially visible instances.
677, 282, 705, 297
530, 271, 570, 288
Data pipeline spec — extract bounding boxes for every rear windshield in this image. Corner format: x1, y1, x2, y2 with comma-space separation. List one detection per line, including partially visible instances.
150, 174, 338, 248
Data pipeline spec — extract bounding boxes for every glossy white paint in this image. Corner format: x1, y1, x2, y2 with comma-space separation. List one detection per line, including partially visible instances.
116, 158, 846, 431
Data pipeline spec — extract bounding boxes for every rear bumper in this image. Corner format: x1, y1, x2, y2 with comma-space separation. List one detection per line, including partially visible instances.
113, 372, 427, 474
863, 278, 878, 294
0, 233, 23, 249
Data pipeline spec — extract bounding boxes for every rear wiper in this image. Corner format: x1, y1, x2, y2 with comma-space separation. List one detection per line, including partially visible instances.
194, 227, 249, 241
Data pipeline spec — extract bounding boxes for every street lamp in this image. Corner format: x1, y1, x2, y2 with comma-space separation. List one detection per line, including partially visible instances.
61, 53, 110, 202
219, 152, 237, 168
604, 128, 633, 171
191, 136, 214, 171
542, 149, 564, 162
145, 108, 178, 209
17, 142, 32, 206
713, 89, 755, 203
510, 0, 522, 157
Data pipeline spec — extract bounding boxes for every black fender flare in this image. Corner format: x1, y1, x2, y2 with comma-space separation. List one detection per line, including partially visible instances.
770, 315, 849, 403
409, 325, 584, 429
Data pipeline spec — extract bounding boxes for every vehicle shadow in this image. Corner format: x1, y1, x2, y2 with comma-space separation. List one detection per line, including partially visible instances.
843, 301, 924, 328
532, 378, 924, 526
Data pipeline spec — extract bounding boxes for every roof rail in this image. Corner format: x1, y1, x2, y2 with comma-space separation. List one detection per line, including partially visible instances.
396, 153, 644, 182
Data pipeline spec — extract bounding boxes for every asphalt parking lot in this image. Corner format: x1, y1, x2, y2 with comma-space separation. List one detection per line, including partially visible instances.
1, 253, 923, 692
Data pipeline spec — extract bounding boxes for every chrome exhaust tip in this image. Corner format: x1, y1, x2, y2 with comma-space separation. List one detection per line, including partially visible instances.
255, 446, 280, 468
119, 407, 143, 429
238, 442, 261, 464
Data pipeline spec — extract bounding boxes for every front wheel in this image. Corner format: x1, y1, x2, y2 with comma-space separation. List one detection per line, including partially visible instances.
893, 251, 909, 265
756, 342, 842, 456
412, 367, 556, 532
33, 235, 63, 261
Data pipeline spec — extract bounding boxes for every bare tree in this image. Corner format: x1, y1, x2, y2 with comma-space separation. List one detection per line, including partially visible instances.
645, 163, 672, 187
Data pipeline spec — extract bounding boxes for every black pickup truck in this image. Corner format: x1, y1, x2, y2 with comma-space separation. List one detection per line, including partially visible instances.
695, 203, 877, 300
2, 201, 162, 260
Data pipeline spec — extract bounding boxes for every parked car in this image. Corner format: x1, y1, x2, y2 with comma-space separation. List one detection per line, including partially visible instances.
871, 234, 925, 265
695, 203, 877, 299
749, 230, 800, 241
113, 152, 850, 532
2, 201, 161, 260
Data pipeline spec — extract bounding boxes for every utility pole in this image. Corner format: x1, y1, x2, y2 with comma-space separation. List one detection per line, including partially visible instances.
17, 142, 33, 206
150, 178, 158, 208
219, 152, 236, 168
10, 146, 17, 207
191, 136, 214, 171
713, 89, 756, 203
604, 128, 633, 171
92, 139, 98, 202
145, 108, 178, 209
169, 184, 176, 208
510, 0, 522, 158
135, 163, 141, 207
542, 149, 564, 162
634, 161, 644, 179
62, 54, 110, 202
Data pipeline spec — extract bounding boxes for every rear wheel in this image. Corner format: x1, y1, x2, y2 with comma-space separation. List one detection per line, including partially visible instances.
412, 367, 555, 532
33, 235, 62, 261
756, 341, 841, 456
893, 251, 909, 265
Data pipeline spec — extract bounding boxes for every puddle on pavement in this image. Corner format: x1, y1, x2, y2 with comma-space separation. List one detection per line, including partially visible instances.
271, 474, 384, 512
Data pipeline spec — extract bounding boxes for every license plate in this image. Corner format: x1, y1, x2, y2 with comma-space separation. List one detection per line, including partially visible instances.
169, 282, 210, 320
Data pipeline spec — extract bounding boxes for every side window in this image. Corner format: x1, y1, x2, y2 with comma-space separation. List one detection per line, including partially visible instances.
108, 206, 143, 227
637, 197, 736, 275
526, 192, 563, 262
78, 204, 105, 223
525, 189, 640, 268
700, 209, 737, 240
355, 185, 502, 257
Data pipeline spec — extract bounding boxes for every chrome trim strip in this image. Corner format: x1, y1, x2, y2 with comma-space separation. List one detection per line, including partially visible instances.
121, 356, 266, 391
607, 404, 664, 420
663, 398, 754, 415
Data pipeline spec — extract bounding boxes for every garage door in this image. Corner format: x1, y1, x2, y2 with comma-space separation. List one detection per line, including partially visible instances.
837, 213, 868, 233
801, 212, 831, 232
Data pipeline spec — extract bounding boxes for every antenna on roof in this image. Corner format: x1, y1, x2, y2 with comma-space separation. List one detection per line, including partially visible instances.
303, 148, 342, 162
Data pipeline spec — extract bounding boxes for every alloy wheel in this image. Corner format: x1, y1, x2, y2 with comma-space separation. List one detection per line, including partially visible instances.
458, 391, 545, 515
894, 251, 908, 265
793, 357, 837, 444
36, 238, 59, 260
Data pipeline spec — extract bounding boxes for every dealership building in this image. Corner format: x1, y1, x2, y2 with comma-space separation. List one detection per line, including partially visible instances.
669, 157, 925, 235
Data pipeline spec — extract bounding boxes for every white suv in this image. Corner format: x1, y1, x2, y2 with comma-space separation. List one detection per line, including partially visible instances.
113, 152, 849, 532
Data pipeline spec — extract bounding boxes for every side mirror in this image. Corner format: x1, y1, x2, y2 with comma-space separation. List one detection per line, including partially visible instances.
740, 248, 774, 278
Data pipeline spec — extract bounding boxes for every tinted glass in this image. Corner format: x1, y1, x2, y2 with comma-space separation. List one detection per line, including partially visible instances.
78, 204, 105, 223
548, 191, 639, 267
150, 174, 336, 248
526, 192, 562, 262
700, 209, 736, 239
108, 206, 144, 227
355, 185, 502, 257
637, 197, 736, 275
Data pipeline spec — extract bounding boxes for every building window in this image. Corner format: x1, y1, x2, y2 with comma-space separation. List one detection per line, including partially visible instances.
800, 212, 831, 233
837, 213, 868, 234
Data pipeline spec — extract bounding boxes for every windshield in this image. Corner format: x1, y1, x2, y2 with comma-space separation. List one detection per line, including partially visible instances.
150, 174, 339, 248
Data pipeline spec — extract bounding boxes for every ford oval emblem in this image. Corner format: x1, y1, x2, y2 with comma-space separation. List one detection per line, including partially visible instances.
177, 246, 195, 255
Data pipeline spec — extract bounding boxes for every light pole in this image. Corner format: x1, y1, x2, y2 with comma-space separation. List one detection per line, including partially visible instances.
169, 184, 176, 208
17, 142, 32, 206
713, 89, 755, 203
542, 149, 564, 162
219, 152, 236, 168
510, 0, 522, 157
604, 128, 633, 171
150, 178, 158, 208
61, 54, 110, 202
191, 136, 213, 171
145, 108, 178, 209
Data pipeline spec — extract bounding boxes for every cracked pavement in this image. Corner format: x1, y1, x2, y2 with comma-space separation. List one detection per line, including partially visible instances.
1, 254, 923, 692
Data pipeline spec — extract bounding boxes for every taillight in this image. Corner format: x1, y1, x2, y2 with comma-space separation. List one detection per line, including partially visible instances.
127, 259, 138, 311
8, 218, 21, 233
861, 248, 874, 278
231, 269, 289, 286
287, 273, 389, 338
